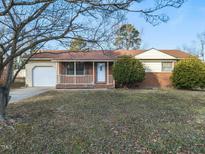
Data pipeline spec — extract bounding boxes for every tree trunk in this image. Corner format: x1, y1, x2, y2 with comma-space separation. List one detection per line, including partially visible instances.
0, 86, 10, 121
0, 58, 14, 121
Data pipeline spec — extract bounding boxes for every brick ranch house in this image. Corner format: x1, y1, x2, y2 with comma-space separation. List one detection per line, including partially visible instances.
25, 48, 191, 89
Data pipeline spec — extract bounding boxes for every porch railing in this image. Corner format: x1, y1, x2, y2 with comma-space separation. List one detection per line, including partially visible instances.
57, 74, 115, 85
57, 74, 93, 84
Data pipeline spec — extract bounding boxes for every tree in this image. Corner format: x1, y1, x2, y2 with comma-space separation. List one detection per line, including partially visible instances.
69, 36, 87, 51
171, 57, 205, 89
198, 32, 205, 61
0, 0, 185, 120
182, 32, 205, 61
115, 24, 141, 50
112, 56, 145, 88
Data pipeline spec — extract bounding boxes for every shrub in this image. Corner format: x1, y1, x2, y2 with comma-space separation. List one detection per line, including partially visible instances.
171, 57, 205, 89
112, 56, 145, 88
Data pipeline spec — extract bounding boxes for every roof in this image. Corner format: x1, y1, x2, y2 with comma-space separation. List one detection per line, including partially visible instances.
29, 49, 192, 60
113, 50, 144, 56
54, 50, 116, 60
159, 50, 191, 58
30, 52, 60, 59
31, 50, 116, 60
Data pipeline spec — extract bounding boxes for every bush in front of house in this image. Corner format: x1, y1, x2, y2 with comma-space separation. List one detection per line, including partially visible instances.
112, 56, 145, 88
171, 57, 205, 89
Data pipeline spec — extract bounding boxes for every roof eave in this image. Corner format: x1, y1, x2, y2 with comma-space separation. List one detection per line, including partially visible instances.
52, 59, 115, 62
29, 58, 53, 60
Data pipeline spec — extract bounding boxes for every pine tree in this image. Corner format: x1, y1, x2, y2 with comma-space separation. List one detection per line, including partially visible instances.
115, 24, 141, 50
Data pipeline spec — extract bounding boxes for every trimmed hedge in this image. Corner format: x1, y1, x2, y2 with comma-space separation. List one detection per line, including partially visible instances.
112, 56, 145, 88
171, 57, 205, 89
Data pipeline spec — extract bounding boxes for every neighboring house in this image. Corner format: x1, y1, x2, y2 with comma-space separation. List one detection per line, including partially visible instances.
0, 68, 25, 85
25, 48, 191, 88
13, 69, 26, 78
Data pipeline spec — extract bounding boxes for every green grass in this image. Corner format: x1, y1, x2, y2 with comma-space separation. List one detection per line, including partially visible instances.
0, 89, 205, 153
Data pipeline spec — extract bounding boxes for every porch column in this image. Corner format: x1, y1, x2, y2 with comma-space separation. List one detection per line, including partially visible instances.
56, 62, 59, 84
93, 62, 95, 84
172, 61, 175, 70
107, 62, 109, 85
74, 61, 76, 84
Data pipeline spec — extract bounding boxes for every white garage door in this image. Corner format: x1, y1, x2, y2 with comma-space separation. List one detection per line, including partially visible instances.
33, 66, 56, 87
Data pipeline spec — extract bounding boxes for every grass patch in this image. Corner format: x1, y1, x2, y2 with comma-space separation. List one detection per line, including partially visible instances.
0, 89, 205, 153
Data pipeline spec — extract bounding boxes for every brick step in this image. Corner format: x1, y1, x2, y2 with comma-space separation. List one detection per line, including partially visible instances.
56, 84, 95, 89
56, 84, 115, 89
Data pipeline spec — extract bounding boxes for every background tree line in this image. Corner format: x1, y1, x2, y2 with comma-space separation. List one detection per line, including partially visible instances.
69, 24, 142, 51
182, 32, 205, 61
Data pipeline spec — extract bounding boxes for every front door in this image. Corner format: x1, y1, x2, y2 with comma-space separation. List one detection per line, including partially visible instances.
97, 63, 106, 82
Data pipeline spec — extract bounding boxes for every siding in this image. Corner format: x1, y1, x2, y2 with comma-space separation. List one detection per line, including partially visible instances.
143, 62, 162, 72
135, 49, 176, 59
141, 60, 176, 72
14, 69, 26, 78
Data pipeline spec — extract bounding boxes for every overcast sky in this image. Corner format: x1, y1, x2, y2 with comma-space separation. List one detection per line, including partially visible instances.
127, 0, 205, 50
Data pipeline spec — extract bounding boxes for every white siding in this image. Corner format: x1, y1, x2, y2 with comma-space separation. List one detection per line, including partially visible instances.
135, 49, 176, 59
14, 69, 26, 78
141, 60, 176, 72
142, 62, 162, 72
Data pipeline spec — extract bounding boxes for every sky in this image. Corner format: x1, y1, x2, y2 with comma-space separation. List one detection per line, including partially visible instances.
127, 0, 205, 50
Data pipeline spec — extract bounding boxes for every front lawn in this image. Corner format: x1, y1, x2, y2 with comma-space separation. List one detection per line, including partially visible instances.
0, 89, 205, 153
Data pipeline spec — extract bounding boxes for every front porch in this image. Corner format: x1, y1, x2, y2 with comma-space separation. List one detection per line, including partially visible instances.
56, 61, 115, 89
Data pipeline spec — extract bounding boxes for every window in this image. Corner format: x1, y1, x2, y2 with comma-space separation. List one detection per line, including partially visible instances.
162, 62, 173, 72
76, 62, 85, 75
65, 62, 85, 75
66, 62, 74, 75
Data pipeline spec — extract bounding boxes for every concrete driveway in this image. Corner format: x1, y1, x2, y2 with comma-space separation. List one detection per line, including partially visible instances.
9, 87, 52, 103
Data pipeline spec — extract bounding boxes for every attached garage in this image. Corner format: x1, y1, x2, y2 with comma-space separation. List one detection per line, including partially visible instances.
25, 62, 57, 87
32, 66, 56, 87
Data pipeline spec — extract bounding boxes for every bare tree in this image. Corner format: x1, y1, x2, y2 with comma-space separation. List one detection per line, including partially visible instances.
182, 41, 198, 56
198, 32, 205, 61
0, 0, 185, 120
182, 32, 205, 61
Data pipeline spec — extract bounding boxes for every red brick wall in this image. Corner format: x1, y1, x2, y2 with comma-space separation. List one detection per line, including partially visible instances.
139, 72, 172, 88
56, 84, 114, 89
